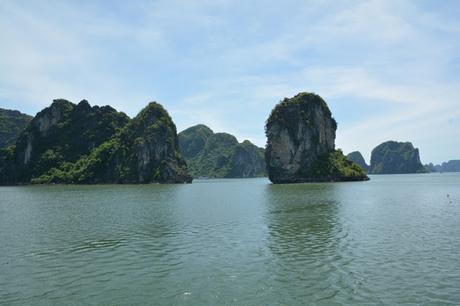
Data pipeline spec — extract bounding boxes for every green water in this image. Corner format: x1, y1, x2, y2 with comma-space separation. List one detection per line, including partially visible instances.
1, 174, 459, 305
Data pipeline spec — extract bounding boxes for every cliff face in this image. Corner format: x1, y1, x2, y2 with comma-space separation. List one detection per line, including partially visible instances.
178, 124, 266, 178
370, 141, 425, 174
0, 99, 129, 184
32, 102, 192, 184
228, 140, 266, 178
347, 151, 370, 172
0, 100, 192, 185
265, 92, 368, 183
0, 108, 32, 149
111, 102, 192, 183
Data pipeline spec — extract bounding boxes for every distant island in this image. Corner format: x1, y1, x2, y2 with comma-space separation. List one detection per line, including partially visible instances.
425, 160, 460, 173
178, 124, 266, 178
265, 92, 368, 183
346, 142, 435, 175
369, 141, 426, 174
346, 151, 370, 172
0, 100, 191, 185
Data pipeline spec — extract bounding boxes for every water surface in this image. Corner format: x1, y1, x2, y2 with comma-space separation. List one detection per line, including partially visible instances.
1, 174, 459, 305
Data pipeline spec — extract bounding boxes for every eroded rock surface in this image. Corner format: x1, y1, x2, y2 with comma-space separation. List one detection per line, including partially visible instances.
265, 92, 368, 183
0, 100, 191, 184
0, 108, 32, 149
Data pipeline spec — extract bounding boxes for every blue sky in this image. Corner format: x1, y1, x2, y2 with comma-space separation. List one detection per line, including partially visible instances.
1, 0, 459, 164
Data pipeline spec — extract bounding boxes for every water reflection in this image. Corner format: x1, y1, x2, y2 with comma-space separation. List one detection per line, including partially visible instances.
262, 183, 355, 302
264, 183, 341, 255
2, 175, 459, 305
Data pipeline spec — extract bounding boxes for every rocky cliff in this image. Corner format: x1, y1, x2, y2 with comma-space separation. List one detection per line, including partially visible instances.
346, 151, 370, 172
265, 92, 368, 183
0, 99, 129, 184
0, 100, 192, 184
228, 140, 266, 178
178, 124, 266, 178
31, 102, 192, 184
369, 141, 425, 174
0, 108, 32, 148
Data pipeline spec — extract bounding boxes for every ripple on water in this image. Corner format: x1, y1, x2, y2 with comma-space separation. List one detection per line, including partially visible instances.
1, 175, 460, 304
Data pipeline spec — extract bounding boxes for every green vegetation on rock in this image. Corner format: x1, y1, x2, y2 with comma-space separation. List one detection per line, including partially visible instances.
1, 99, 129, 184
1, 99, 130, 184
178, 125, 266, 178
311, 150, 370, 181
266, 92, 337, 147
265, 92, 368, 183
178, 124, 213, 159
0, 108, 32, 148
370, 141, 426, 174
0, 100, 191, 185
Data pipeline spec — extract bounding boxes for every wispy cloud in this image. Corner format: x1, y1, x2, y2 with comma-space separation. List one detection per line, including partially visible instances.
0, 0, 459, 163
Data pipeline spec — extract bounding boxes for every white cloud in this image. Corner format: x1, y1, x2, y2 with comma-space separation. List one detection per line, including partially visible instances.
0, 0, 459, 163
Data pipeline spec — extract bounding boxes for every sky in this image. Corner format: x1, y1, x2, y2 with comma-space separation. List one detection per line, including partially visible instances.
1, 0, 459, 164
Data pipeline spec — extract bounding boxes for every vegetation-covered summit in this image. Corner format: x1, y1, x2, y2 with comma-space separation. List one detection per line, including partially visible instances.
0, 100, 192, 184
266, 92, 337, 146
0, 99, 129, 184
0, 108, 32, 148
178, 124, 266, 178
265, 92, 368, 183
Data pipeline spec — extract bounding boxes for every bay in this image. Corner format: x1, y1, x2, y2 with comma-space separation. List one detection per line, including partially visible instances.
1, 173, 459, 305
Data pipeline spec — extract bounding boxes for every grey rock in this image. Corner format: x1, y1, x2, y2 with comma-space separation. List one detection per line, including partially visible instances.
370, 141, 425, 174
265, 92, 368, 183
347, 151, 369, 172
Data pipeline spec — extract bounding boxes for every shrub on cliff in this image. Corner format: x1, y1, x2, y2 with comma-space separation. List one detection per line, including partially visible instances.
265, 92, 368, 183
1, 100, 191, 185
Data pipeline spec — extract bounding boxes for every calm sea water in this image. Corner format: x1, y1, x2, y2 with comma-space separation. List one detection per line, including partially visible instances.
1, 173, 459, 305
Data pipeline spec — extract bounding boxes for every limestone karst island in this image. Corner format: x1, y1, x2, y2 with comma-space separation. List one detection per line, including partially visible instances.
1, 1, 459, 305
1, 100, 191, 184
265, 92, 368, 183
0, 93, 455, 185
2, 93, 406, 185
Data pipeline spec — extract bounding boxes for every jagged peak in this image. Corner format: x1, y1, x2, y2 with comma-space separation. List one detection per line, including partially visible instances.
50, 99, 74, 110
267, 91, 336, 130
347, 151, 365, 159
135, 102, 170, 121
77, 99, 91, 107
31, 99, 74, 129
240, 140, 262, 149
120, 101, 177, 139
181, 124, 214, 135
